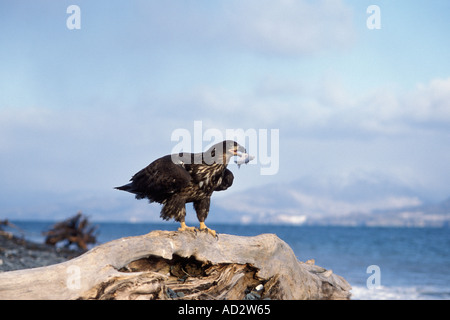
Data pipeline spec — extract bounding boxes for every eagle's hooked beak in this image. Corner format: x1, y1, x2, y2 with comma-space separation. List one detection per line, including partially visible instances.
228, 145, 246, 156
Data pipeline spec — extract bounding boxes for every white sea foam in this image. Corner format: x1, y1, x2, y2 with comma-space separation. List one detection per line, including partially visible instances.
351, 285, 450, 300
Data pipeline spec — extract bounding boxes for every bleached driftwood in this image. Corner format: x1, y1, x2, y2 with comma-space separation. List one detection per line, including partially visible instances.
0, 231, 351, 300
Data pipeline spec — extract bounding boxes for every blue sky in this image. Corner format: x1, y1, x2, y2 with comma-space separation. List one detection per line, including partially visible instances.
1, 1, 450, 221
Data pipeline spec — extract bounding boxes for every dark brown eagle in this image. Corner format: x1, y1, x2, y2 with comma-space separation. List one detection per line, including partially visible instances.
115, 140, 248, 237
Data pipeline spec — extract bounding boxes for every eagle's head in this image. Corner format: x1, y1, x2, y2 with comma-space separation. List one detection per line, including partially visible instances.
204, 140, 246, 165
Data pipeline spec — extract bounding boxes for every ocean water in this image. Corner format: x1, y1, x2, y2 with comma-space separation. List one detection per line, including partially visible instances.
7, 221, 450, 300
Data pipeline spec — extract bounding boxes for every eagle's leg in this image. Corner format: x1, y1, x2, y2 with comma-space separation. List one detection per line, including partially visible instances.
175, 209, 196, 233
162, 196, 196, 233
194, 198, 216, 237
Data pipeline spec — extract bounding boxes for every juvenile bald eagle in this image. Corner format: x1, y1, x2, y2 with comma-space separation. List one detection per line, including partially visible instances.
115, 140, 247, 237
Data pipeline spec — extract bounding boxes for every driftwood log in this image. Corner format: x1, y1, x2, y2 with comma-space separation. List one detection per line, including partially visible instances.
0, 231, 351, 300
43, 212, 97, 250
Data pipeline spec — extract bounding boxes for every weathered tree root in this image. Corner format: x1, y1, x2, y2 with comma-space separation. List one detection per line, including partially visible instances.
0, 231, 351, 300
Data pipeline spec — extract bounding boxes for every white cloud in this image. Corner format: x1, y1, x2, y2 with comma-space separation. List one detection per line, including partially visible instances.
135, 0, 356, 56
403, 78, 450, 123
181, 76, 450, 137
226, 0, 356, 55
357, 77, 450, 134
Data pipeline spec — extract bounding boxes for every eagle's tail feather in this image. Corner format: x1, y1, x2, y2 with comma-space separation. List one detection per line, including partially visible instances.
115, 183, 148, 200
114, 183, 133, 192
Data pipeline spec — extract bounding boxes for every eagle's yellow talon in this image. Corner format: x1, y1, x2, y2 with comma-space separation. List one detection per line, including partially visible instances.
199, 222, 217, 238
178, 222, 196, 233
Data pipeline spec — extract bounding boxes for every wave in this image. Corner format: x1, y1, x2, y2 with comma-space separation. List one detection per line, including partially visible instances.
351, 285, 450, 300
